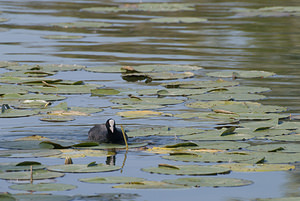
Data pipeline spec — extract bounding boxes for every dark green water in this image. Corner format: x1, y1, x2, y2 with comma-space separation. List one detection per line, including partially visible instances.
0, 0, 300, 200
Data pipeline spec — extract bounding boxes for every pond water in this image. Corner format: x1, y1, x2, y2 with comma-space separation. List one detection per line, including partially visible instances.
0, 0, 300, 200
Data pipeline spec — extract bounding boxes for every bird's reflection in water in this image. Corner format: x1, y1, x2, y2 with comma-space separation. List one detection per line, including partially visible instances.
106, 155, 116, 165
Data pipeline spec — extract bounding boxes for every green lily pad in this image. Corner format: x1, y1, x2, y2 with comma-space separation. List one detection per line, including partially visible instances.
215, 163, 295, 172
122, 71, 194, 81
79, 176, 145, 184
42, 35, 85, 40
247, 143, 300, 153
138, 88, 208, 96
9, 183, 77, 192
127, 127, 203, 137
116, 110, 165, 118
0, 108, 39, 118
163, 177, 253, 187
0, 162, 45, 172
207, 70, 275, 78
1, 70, 55, 77
188, 93, 266, 101
0, 85, 31, 95
161, 80, 239, 89
0, 193, 16, 201
0, 93, 66, 101
85, 66, 124, 73
0, 76, 62, 84
111, 97, 183, 105
111, 104, 165, 110
142, 164, 231, 175
0, 149, 61, 157
40, 116, 75, 122
86, 142, 148, 150
255, 197, 300, 201
0, 61, 19, 68
163, 151, 259, 163
51, 21, 112, 28
32, 84, 101, 94
186, 100, 287, 113
12, 194, 72, 201
132, 64, 202, 72
47, 164, 121, 173
49, 149, 112, 158
113, 181, 188, 189
81, 3, 196, 13
150, 17, 207, 23
0, 169, 64, 180
91, 88, 120, 96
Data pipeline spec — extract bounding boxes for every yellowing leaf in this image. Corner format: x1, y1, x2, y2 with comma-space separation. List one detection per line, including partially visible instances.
15, 135, 49, 141
47, 110, 88, 116
117, 110, 163, 118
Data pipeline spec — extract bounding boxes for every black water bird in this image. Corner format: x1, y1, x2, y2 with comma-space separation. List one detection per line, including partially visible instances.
88, 119, 128, 144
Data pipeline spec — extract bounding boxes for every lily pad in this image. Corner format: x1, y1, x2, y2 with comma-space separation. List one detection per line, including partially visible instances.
138, 88, 208, 96
47, 164, 121, 173
0, 93, 66, 101
1, 70, 55, 77
0, 108, 39, 118
0, 85, 31, 95
32, 84, 101, 94
0, 162, 45, 172
81, 3, 196, 13
188, 93, 266, 101
9, 183, 77, 192
207, 70, 275, 78
0, 170, 64, 180
150, 17, 207, 23
79, 176, 145, 184
215, 163, 295, 172
0, 149, 61, 157
111, 104, 165, 110
111, 97, 183, 105
123, 71, 194, 81
39, 116, 75, 122
0, 76, 62, 84
127, 127, 203, 137
91, 88, 120, 96
86, 66, 124, 73
161, 80, 239, 89
113, 181, 188, 189
49, 149, 112, 158
116, 110, 164, 118
132, 64, 202, 72
163, 177, 253, 187
12, 194, 72, 201
51, 21, 112, 28
86, 142, 148, 150
142, 164, 231, 175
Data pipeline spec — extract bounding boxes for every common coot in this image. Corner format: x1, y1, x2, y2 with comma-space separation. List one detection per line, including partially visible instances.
88, 119, 128, 144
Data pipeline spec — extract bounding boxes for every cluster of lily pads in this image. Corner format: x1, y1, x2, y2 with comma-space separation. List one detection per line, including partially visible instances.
1, 59, 300, 199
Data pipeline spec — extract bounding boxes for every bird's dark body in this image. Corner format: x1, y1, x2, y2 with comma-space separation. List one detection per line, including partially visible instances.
88, 119, 128, 144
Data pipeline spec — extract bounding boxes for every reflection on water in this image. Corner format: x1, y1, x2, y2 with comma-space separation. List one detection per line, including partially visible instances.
0, 0, 300, 200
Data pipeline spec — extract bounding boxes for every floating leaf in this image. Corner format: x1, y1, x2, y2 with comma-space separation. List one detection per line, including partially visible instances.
49, 149, 112, 158
113, 181, 188, 189
47, 164, 120, 173
39, 116, 75, 122
215, 163, 295, 172
15, 135, 49, 141
86, 142, 148, 150
9, 183, 77, 192
51, 21, 112, 28
0, 149, 61, 157
127, 127, 202, 137
221, 126, 236, 136
207, 70, 275, 78
79, 176, 145, 184
111, 104, 165, 110
0, 170, 64, 180
111, 97, 183, 105
12, 194, 72, 201
150, 17, 207, 23
32, 84, 101, 94
0, 93, 66, 101
142, 164, 230, 175
163, 177, 253, 187
91, 88, 120, 96
0, 162, 45, 172
117, 110, 164, 118
188, 93, 266, 101
0, 108, 39, 118
161, 80, 239, 89
85, 66, 124, 73
123, 71, 194, 81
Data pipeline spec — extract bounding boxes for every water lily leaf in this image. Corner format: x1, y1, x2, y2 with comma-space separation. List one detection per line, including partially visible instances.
47, 164, 120, 173
0, 149, 61, 158
49, 149, 112, 158
1, 70, 55, 77
0, 76, 62, 84
138, 88, 207, 96
0, 85, 31, 95
142, 164, 231, 175
86, 142, 148, 150
116, 110, 164, 118
12, 194, 72, 201
132, 64, 202, 72
79, 176, 145, 184
111, 97, 183, 105
188, 93, 266, 101
123, 71, 194, 81
86, 66, 124, 73
81, 3, 196, 13
0, 193, 15, 201
15, 135, 49, 141
161, 80, 239, 89
51, 21, 112, 28
0, 170, 64, 180
32, 84, 101, 94
113, 181, 188, 189
163, 151, 258, 163
127, 127, 203, 137
111, 104, 165, 110
221, 126, 236, 136
163, 177, 253, 187
0, 93, 66, 101
0, 109, 39, 118
10, 183, 76, 191
186, 100, 287, 113
207, 70, 275, 78
150, 17, 207, 23
0, 61, 19, 68
42, 35, 85, 40
215, 163, 295, 172
0, 18, 9, 22
39, 116, 75, 122
0, 162, 45, 171
91, 88, 120, 96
